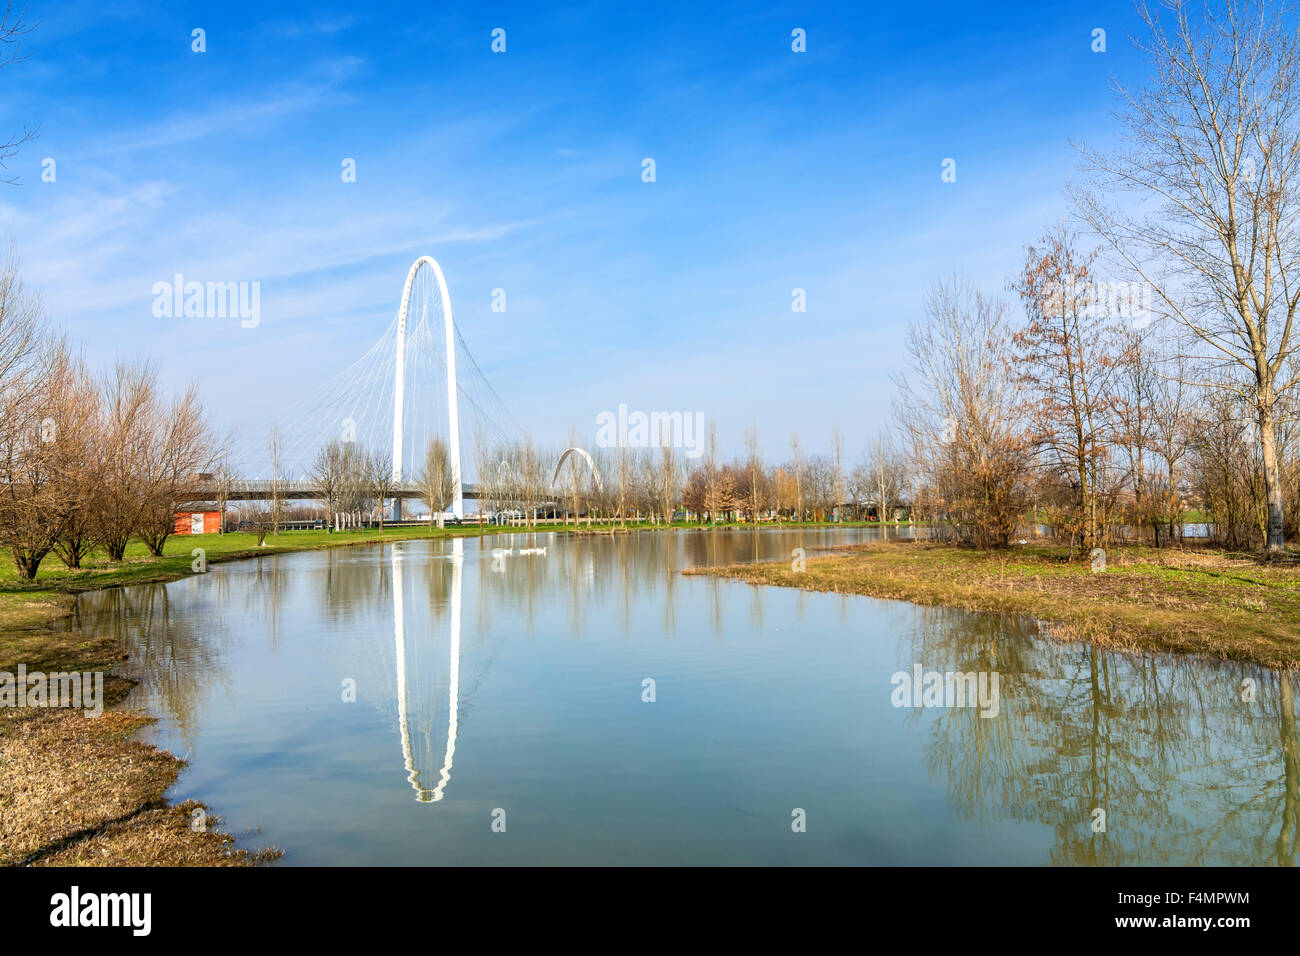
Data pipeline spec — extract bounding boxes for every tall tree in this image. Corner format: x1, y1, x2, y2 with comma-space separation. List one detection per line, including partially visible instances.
0, 262, 58, 578
897, 276, 1032, 548
48, 344, 104, 568
1151, 342, 1194, 544
418, 438, 456, 528
1011, 225, 1118, 553
267, 427, 285, 536
369, 449, 395, 529
1076, 0, 1300, 551
789, 431, 805, 522
866, 431, 904, 523
655, 427, 680, 525
742, 425, 766, 523
311, 440, 346, 530
136, 382, 213, 556
95, 361, 156, 561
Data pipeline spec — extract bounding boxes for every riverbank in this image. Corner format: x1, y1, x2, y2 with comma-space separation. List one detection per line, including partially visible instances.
686, 539, 1300, 669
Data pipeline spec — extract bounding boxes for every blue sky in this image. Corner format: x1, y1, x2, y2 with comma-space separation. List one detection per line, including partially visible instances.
0, 0, 1151, 466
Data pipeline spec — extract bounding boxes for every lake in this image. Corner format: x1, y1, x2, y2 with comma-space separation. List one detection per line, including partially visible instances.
72, 527, 1298, 865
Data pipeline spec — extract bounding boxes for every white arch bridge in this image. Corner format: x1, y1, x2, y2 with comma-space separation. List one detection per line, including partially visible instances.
229, 255, 523, 517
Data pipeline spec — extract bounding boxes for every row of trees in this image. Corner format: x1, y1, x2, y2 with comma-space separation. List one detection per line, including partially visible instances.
0, 252, 216, 578
895, 236, 1300, 553
278, 424, 906, 533
895, 1, 1300, 555
304, 437, 459, 531
462, 425, 905, 528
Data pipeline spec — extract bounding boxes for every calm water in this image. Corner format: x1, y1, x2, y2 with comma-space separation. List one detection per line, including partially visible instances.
72, 528, 1298, 865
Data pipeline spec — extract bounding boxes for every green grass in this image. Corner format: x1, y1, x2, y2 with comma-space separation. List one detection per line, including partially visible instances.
688, 540, 1300, 669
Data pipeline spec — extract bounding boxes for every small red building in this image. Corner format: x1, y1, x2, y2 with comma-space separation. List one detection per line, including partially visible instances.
174, 507, 222, 535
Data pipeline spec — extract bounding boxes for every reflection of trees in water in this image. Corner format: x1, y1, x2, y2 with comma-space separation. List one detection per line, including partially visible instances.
460, 526, 874, 644
1276, 674, 1299, 865
74, 580, 231, 746
904, 604, 1300, 864
320, 547, 399, 623
241, 556, 296, 653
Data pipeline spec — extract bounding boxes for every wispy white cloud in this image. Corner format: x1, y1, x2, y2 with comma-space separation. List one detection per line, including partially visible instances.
259, 15, 358, 40
83, 57, 364, 157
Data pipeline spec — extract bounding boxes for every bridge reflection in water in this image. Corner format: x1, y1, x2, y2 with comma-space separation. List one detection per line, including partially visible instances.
393, 539, 461, 802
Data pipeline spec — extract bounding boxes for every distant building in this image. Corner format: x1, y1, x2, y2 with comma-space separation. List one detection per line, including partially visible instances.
174, 505, 222, 535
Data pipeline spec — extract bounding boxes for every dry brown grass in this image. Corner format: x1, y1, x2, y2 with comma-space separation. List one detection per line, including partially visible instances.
0, 708, 279, 867
0, 621, 278, 867
687, 540, 1300, 668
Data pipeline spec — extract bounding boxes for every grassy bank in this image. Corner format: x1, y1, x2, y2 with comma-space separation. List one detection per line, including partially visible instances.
686, 540, 1300, 669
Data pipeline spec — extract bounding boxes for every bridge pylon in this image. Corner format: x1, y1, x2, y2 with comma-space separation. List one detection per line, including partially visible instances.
390, 256, 464, 522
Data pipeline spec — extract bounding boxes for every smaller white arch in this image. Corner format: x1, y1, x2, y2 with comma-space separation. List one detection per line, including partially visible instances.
553, 446, 603, 490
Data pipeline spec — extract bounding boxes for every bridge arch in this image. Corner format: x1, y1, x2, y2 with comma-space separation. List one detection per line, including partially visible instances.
393, 256, 463, 519
553, 446, 603, 490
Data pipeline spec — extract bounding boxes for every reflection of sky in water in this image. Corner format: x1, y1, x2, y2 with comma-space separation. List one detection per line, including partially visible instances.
72, 528, 1299, 865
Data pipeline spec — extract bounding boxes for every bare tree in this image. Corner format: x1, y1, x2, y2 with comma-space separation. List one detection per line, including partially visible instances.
1075, 0, 1300, 551
741, 425, 767, 523
1189, 381, 1264, 548
311, 440, 346, 530
829, 424, 844, 521
418, 438, 456, 528
212, 456, 236, 534
267, 426, 286, 536
335, 441, 371, 524
701, 422, 736, 524
804, 455, 833, 520
515, 436, 544, 527
0, 267, 57, 577
789, 431, 805, 521
136, 383, 214, 556
472, 427, 494, 528
0, 3, 36, 185
95, 361, 156, 561
48, 344, 104, 568
866, 431, 905, 522
370, 448, 395, 529
655, 426, 680, 524
772, 465, 797, 522
237, 501, 273, 547
612, 443, 633, 528
1152, 341, 1194, 543
896, 276, 1032, 548
1114, 327, 1161, 541
1011, 224, 1118, 553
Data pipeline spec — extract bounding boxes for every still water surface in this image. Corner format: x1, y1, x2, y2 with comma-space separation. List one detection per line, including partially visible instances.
73, 528, 1298, 865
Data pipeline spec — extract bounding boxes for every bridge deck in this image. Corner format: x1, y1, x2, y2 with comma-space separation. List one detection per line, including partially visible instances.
192, 480, 483, 501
